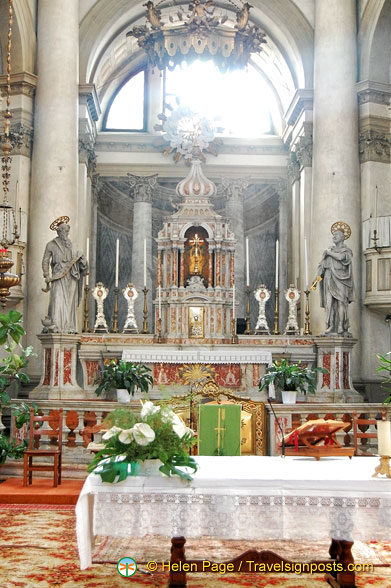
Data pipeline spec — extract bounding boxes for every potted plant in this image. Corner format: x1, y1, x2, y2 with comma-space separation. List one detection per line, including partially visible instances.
258, 358, 327, 404
88, 401, 197, 482
376, 352, 391, 404
95, 359, 153, 402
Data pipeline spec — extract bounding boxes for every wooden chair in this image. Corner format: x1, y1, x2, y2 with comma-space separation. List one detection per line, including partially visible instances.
23, 408, 63, 487
352, 412, 379, 456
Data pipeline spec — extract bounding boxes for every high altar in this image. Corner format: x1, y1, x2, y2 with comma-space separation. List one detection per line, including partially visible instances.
31, 152, 361, 411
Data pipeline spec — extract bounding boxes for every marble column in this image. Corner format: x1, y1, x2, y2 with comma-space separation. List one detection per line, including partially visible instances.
224, 178, 248, 317
129, 174, 157, 328
26, 0, 79, 376
311, 1, 360, 354
276, 180, 289, 331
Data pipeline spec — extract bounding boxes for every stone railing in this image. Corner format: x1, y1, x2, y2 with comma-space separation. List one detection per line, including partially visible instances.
266, 402, 391, 456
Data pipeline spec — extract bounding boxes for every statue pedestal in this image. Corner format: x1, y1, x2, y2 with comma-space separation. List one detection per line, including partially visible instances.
31, 334, 84, 399
315, 336, 362, 402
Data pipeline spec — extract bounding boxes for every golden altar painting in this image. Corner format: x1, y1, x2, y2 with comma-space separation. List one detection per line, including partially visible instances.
188, 306, 204, 338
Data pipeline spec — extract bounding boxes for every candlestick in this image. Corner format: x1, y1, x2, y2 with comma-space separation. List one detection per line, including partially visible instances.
231, 317, 238, 344
275, 239, 279, 289
378, 420, 391, 456
273, 287, 280, 335
371, 229, 380, 253
86, 237, 90, 286
232, 284, 235, 319
244, 285, 251, 334
143, 238, 147, 287
156, 316, 163, 343
304, 237, 308, 288
115, 239, 119, 288
245, 237, 249, 287
142, 286, 149, 333
112, 287, 119, 333
82, 284, 90, 333
303, 289, 312, 335
158, 285, 162, 318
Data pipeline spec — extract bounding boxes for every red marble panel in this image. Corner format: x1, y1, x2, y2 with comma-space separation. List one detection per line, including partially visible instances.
322, 353, 331, 387
214, 364, 241, 387
63, 349, 72, 385
253, 364, 260, 387
54, 350, 59, 387
343, 352, 349, 389
43, 348, 51, 386
86, 360, 101, 387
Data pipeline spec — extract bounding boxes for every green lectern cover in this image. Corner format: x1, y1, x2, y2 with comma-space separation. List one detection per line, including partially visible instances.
198, 404, 241, 456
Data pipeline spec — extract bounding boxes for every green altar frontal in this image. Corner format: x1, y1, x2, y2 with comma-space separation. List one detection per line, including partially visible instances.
198, 404, 241, 456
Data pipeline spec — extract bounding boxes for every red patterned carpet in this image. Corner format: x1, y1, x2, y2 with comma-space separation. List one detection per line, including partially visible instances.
0, 505, 389, 587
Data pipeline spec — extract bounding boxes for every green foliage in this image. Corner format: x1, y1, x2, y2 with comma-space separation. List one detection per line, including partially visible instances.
376, 353, 391, 404
94, 360, 153, 398
0, 435, 26, 465
88, 402, 197, 482
10, 401, 40, 429
258, 358, 328, 394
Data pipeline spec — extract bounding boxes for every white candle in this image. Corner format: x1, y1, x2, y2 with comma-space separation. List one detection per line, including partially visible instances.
143, 238, 147, 287
158, 285, 162, 318
245, 237, 249, 287
304, 237, 309, 288
375, 185, 378, 234
232, 284, 236, 319
275, 239, 279, 289
378, 420, 391, 456
85, 237, 90, 286
115, 239, 119, 288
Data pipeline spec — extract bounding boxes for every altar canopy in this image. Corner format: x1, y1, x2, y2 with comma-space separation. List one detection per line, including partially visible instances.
76, 456, 391, 569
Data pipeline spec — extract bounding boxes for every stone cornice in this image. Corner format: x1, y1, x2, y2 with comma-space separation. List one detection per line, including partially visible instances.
284, 88, 314, 127
79, 84, 101, 122
356, 80, 391, 105
0, 72, 37, 98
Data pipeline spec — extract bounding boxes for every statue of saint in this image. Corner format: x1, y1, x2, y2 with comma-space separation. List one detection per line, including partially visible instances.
42, 216, 88, 333
314, 225, 354, 336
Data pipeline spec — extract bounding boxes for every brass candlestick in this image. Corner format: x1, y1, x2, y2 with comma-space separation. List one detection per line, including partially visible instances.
82, 284, 90, 332
244, 285, 251, 334
231, 317, 238, 344
303, 289, 312, 335
371, 229, 380, 253
142, 286, 149, 333
112, 287, 119, 333
372, 456, 391, 478
273, 288, 280, 335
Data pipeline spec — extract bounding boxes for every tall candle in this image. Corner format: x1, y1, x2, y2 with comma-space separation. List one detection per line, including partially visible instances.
378, 420, 391, 456
143, 238, 147, 287
232, 284, 236, 319
158, 285, 162, 318
115, 239, 119, 288
375, 185, 378, 234
275, 239, 279, 289
85, 237, 90, 286
245, 237, 249, 287
304, 237, 308, 288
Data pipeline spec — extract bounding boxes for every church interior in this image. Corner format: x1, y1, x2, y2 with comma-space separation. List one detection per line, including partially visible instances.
0, 0, 391, 586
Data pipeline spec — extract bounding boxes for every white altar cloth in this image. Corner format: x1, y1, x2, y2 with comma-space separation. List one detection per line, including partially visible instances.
76, 456, 391, 569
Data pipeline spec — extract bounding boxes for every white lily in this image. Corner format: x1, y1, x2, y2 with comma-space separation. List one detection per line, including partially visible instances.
132, 422, 156, 446
118, 428, 134, 445
140, 401, 160, 420
102, 426, 122, 440
160, 407, 177, 424
171, 414, 190, 439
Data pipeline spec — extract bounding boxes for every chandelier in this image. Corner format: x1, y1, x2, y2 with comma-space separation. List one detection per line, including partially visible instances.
0, 0, 21, 306
127, 0, 267, 73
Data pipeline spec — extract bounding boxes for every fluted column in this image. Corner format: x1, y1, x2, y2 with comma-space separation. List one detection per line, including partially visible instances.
26, 0, 79, 376
224, 178, 248, 317
129, 174, 157, 328
311, 1, 360, 348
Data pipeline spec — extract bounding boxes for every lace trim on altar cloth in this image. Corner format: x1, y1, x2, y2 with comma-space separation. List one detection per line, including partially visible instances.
122, 348, 273, 364
93, 492, 391, 543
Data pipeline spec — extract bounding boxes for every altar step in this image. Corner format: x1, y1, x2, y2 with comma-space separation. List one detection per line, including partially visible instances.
0, 476, 84, 504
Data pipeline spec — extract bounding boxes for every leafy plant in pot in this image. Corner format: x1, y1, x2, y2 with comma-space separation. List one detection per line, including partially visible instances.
95, 359, 153, 402
258, 358, 328, 404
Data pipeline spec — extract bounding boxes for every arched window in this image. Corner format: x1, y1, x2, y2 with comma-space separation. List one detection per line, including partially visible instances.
104, 60, 277, 136
104, 70, 146, 130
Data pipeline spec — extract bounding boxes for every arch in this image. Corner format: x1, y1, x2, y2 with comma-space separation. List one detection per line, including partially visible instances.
0, 0, 36, 75
359, 0, 391, 83
80, 0, 314, 127
179, 222, 214, 240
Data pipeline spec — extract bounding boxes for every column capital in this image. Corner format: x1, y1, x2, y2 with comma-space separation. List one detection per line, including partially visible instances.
220, 177, 249, 200
359, 129, 391, 164
0, 123, 33, 158
274, 178, 288, 199
128, 174, 158, 202
295, 135, 313, 169
79, 138, 97, 176
287, 151, 300, 184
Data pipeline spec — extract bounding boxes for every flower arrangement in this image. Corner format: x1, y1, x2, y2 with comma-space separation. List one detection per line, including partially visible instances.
88, 401, 197, 483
